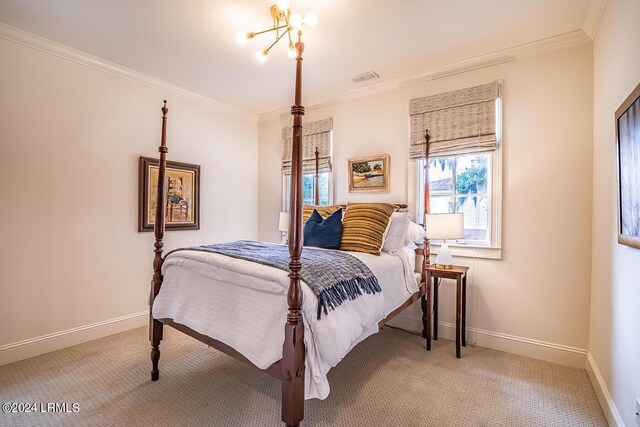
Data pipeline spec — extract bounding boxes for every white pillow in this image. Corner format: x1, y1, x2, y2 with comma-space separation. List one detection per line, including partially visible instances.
404, 220, 426, 246
382, 212, 410, 253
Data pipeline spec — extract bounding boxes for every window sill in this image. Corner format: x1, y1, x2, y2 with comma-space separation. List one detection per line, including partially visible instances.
426, 243, 502, 260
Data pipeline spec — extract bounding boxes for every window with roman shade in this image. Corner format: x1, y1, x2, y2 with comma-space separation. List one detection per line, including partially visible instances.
281, 118, 334, 210
410, 82, 502, 258
409, 82, 500, 159
281, 118, 333, 174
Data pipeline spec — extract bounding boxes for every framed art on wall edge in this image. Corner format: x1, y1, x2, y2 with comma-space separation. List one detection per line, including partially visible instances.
616, 83, 640, 249
138, 156, 200, 232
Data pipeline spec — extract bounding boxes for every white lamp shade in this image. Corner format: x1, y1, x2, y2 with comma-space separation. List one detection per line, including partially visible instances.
278, 212, 290, 232
425, 213, 464, 240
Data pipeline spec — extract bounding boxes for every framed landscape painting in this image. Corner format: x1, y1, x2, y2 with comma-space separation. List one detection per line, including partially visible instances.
616, 83, 640, 249
348, 154, 390, 193
138, 156, 200, 232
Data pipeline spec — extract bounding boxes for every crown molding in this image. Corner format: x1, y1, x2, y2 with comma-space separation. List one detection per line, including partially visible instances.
0, 21, 591, 123
0, 22, 255, 119
583, 0, 608, 39
258, 29, 591, 123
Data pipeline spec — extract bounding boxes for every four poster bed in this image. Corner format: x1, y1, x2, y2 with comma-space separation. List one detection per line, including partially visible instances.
148, 34, 433, 427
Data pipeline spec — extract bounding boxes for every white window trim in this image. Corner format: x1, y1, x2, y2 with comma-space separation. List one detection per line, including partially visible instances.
281, 171, 335, 212
412, 96, 503, 261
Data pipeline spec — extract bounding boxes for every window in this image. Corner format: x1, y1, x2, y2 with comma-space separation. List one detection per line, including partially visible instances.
280, 118, 333, 212
282, 172, 332, 211
418, 153, 491, 243
410, 82, 502, 258
416, 149, 502, 258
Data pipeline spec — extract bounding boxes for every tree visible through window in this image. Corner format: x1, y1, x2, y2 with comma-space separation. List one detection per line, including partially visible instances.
283, 172, 331, 211
421, 153, 491, 244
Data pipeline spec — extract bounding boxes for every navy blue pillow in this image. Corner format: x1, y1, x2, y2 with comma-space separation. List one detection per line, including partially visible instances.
303, 208, 343, 250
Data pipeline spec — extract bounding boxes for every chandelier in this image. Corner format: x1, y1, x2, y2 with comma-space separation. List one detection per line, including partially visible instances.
236, 0, 316, 62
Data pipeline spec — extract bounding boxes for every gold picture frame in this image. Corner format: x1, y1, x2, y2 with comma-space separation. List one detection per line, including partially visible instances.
348, 154, 390, 193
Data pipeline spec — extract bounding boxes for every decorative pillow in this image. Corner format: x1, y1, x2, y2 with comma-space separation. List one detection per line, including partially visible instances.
404, 220, 426, 245
382, 212, 410, 253
303, 209, 343, 250
302, 205, 341, 223
340, 203, 395, 255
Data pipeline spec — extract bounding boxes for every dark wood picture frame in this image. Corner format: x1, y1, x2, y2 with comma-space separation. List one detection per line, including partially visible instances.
138, 156, 200, 232
615, 83, 640, 249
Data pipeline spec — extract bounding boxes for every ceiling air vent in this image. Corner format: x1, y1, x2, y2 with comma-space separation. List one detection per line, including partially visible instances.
352, 71, 380, 83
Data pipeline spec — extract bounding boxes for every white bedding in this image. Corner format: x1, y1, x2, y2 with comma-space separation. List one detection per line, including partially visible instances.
152, 244, 419, 400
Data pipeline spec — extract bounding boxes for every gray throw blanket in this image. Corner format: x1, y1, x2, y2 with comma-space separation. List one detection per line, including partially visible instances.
166, 240, 381, 320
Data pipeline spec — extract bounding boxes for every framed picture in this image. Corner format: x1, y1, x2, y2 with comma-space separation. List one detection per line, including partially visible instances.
138, 156, 200, 232
348, 154, 390, 193
616, 83, 640, 249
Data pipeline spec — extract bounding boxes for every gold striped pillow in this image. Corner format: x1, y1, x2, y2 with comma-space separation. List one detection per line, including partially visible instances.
340, 203, 395, 255
302, 205, 341, 223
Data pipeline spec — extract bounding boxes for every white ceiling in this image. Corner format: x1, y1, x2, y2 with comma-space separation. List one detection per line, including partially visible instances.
0, 0, 596, 115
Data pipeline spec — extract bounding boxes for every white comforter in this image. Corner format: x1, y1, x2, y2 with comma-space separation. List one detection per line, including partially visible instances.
152, 245, 418, 400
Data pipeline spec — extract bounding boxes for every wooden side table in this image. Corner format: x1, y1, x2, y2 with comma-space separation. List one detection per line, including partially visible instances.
425, 265, 469, 358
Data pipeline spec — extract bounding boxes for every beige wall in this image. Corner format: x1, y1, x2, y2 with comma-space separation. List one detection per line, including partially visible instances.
259, 44, 594, 366
589, 0, 640, 425
0, 38, 258, 363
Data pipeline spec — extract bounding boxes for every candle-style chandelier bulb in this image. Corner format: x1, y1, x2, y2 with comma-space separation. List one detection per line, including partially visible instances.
256, 49, 268, 62
287, 44, 297, 58
276, 0, 290, 11
290, 13, 303, 29
236, 32, 250, 45
304, 12, 317, 27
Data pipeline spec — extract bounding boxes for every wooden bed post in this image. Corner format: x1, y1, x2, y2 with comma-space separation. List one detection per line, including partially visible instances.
423, 129, 431, 266
150, 100, 168, 381
314, 147, 319, 205
421, 129, 431, 344
282, 31, 306, 427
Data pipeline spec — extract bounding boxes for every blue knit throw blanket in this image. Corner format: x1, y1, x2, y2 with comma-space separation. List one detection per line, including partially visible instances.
166, 240, 381, 320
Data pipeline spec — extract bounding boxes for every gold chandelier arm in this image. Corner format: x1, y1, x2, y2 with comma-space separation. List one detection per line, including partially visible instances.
282, 10, 293, 47
252, 24, 289, 38
287, 25, 293, 47
240, 5, 309, 61
264, 27, 292, 54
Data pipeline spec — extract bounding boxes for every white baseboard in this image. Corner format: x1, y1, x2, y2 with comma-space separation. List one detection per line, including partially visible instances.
0, 311, 148, 366
586, 352, 625, 427
386, 315, 588, 368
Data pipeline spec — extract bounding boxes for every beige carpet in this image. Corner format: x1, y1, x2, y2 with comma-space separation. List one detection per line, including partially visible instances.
0, 326, 605, 427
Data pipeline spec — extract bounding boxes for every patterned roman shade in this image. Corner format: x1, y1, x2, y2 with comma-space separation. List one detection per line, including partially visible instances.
409, 82, 500, 159
282, 118, 333, 174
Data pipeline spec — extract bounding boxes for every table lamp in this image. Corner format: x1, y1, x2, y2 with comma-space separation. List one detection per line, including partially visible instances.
278, 212, 289, 244
425, 213, 464, 269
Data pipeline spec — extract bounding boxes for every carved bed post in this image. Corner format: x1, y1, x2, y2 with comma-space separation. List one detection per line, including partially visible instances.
314, 147, 319, 205
150, 100, 168, 381
282, 31, 306, 427
421, 129, 431, 344
423, 129, 431, 266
